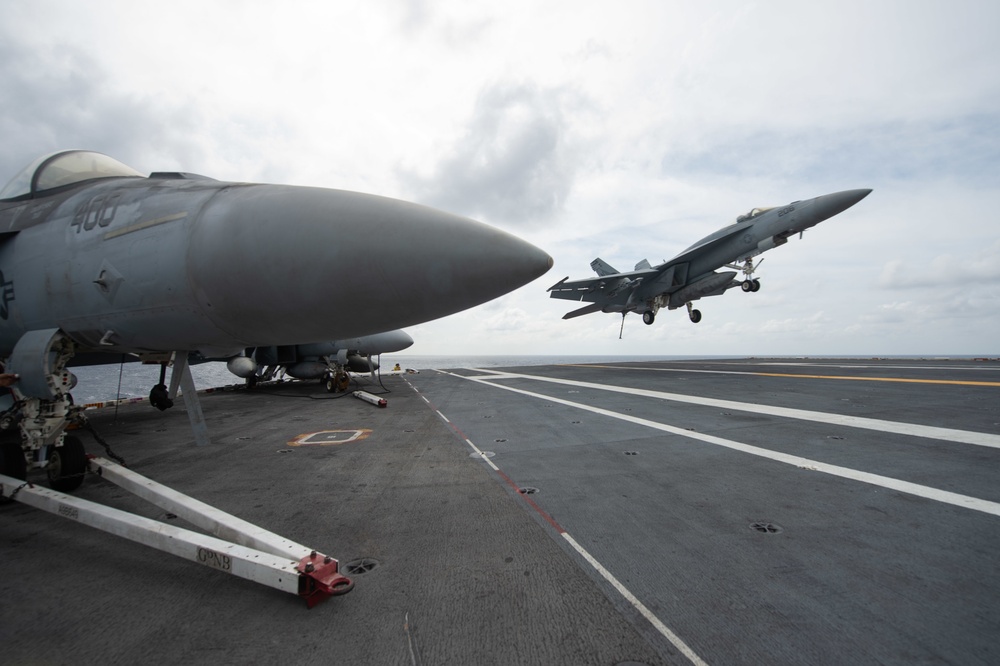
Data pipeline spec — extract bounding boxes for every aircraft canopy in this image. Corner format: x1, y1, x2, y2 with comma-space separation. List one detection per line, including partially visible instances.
736, 206, 774, 223
0, 150, 143, 200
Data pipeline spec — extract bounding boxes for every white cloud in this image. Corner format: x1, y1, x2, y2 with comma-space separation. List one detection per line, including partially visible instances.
398, 81, 581, 227
879, 240, 1000, 289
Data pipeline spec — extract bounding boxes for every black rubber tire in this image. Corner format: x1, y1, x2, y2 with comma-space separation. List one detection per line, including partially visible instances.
47, 435, 87, 492
0, 437, 27, 481
642, 311, 655, 325
690, 309, 702, 323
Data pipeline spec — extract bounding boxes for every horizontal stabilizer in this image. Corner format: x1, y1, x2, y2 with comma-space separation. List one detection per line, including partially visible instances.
547, 276, 570, 291
634, 259, 651, 271
562, 303, 605, 319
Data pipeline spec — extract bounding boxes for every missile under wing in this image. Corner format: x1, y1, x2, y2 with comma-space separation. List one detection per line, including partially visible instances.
549, 189, 870, 327
225, 329, 415, 393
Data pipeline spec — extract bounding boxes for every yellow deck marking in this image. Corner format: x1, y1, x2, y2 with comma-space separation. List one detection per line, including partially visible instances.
752, 372, 1000, 387
563, 364, 1000, 387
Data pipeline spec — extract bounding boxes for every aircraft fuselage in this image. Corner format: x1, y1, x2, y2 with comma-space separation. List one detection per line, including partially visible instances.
0, 161, 551, 359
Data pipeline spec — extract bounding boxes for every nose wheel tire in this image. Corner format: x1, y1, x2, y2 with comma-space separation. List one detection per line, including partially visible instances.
0, 437, 27, 481
47, 435, 87, 492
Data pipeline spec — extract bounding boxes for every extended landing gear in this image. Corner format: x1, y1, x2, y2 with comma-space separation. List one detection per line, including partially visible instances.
642, 311, 655, 326
729, 257, 762, 294
685, 302, 702, 323
324, 371, 350, 393
2, 329, 87, 494
149, 361, 174, 410
47, 434, 87, 492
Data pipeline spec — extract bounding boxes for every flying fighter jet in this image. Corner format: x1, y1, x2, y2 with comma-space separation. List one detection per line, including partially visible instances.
549, 189, 870, 328
0, 150, 552, 488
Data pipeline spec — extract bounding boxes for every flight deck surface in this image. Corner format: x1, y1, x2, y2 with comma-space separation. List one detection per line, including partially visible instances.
3, 358, 999, 665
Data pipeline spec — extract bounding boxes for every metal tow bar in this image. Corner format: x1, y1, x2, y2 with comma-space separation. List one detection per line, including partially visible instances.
0, 456, 353, 607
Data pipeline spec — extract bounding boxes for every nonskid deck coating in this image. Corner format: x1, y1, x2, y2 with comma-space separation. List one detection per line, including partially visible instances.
2, 358, 999, 665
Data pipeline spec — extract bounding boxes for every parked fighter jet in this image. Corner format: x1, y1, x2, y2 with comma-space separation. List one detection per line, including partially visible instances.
549, 189, 870, 328
0, 150, 551, 488
225, 329, 414, 393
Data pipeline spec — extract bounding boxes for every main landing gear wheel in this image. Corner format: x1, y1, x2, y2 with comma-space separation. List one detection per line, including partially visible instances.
149, 383, 173, 411
47, 435, 87, 492
689, 309, 702, 323
642, 311, 655, 325
0, 438, 27, 481
741, 279, 761, 293
325, 372, 350, 393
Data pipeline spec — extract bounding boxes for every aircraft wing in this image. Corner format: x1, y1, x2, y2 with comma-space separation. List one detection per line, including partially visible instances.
547, 267, 659, 303
666, 223, 749, 266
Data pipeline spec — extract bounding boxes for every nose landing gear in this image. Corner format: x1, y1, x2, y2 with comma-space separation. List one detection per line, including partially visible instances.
2, 328, 87, 492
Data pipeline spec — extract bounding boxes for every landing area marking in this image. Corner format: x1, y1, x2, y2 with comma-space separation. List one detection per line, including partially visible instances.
566, 364, 1000, 387
450, 370, 1000, 518
288, 429, 372, 447
490, 370, 1000, 449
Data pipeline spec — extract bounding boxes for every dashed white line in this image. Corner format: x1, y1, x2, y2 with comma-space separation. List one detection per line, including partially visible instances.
429, 393, 705, 664
464, 438, 500, 471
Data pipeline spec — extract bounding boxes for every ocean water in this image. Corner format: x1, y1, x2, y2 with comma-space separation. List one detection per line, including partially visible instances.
67, 354, 704, 404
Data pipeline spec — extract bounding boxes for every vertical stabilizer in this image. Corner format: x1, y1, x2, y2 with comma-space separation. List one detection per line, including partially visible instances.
590, 258, 620, 276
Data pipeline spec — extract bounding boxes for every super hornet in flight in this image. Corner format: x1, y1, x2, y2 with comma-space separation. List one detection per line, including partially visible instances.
0, 150, 552, 489
549, 189, 870, 328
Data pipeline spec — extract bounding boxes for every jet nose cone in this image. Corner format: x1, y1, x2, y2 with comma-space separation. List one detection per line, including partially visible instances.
812, 189, 872, 222
192, 185, 553, 342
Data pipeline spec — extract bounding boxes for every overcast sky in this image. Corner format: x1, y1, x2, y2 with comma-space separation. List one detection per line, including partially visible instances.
2, 1, 998, 357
